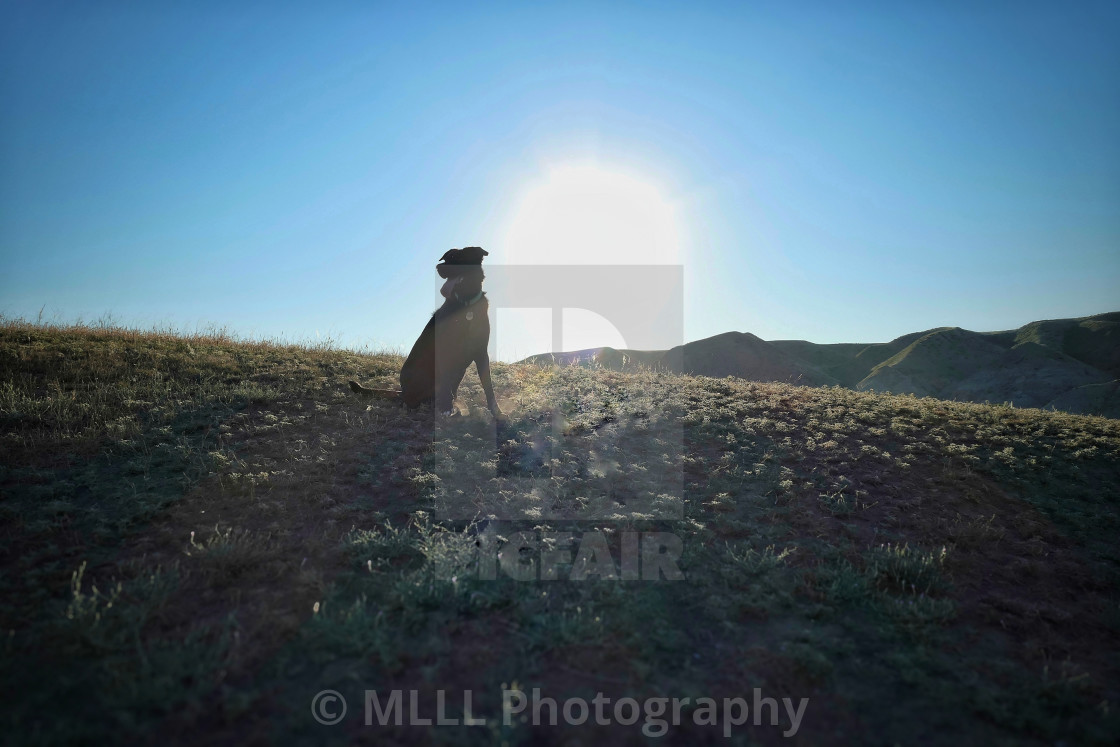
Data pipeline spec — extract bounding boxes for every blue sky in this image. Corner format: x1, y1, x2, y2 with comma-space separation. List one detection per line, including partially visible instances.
2, 1, 1118, 358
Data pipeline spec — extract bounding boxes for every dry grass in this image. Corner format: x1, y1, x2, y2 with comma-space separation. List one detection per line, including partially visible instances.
2, 319, 1119, 745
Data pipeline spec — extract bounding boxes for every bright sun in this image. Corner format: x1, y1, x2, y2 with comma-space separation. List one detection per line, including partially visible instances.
492, 164, 683, 359
502, 164, 682, 265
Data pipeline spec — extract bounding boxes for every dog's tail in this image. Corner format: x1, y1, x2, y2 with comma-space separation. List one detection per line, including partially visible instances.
348, 380, 403, 401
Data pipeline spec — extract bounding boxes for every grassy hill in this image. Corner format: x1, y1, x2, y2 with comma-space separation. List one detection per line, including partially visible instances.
2, 319, 1120, 745
522, 312, 1120, 418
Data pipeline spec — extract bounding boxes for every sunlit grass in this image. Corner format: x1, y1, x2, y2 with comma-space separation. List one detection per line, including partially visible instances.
2, 319, 1119, 744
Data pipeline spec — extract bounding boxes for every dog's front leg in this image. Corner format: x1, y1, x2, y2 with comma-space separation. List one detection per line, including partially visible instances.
434, 384, 457, 417
475, 352, 504, 419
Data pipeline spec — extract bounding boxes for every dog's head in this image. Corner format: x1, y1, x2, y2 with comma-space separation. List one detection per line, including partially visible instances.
436, 246, 488, 278
437, 246, 487, 299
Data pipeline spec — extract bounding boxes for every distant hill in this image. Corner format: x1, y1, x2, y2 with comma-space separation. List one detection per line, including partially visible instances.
520, 311, 1120, 418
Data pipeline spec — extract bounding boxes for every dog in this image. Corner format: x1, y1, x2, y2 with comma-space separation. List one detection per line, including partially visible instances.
349, 246, 503, 419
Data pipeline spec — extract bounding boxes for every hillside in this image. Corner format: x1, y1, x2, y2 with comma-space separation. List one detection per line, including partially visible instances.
521, 312, 1120, 418
2, 320, 1120, 745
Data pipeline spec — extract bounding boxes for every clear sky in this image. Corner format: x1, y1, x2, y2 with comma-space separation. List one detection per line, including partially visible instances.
2, 1, 1118, 359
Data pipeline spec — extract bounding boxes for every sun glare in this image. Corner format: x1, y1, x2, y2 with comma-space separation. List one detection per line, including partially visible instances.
493, 164, 683, 359
502, 164, 682, 265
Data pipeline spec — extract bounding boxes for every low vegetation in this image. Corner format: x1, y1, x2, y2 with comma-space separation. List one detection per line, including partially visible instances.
2, 318, 1118, 745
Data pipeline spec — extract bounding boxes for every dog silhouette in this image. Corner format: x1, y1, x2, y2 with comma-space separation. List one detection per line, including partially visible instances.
349, 247, 503, 419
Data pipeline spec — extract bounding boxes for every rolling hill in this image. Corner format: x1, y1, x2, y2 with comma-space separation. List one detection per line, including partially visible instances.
521, 312, 1120, 418
2, 319, 1118, 744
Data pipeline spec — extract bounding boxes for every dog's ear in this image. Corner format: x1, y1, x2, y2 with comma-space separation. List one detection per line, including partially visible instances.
461, 246, 488, 262
438, 246, 488, 269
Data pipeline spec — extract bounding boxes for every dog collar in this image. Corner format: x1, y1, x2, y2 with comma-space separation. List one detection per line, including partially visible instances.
457, 290, 484, 306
